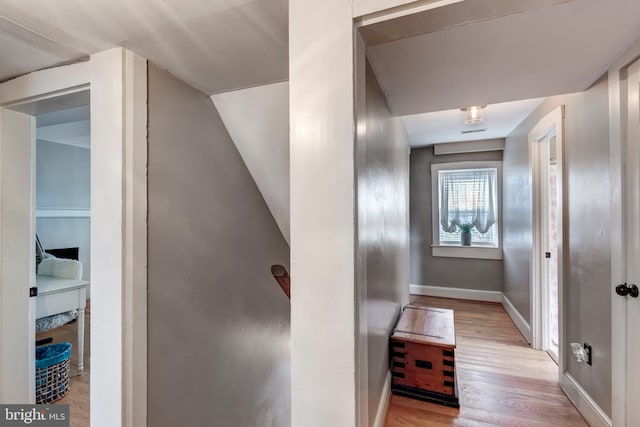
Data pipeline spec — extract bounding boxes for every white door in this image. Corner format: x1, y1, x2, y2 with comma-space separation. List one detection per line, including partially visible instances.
620, 57, 640, 424
0, 108, 36, 403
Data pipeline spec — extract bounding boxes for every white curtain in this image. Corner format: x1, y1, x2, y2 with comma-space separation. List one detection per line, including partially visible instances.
439, 169, 497, 234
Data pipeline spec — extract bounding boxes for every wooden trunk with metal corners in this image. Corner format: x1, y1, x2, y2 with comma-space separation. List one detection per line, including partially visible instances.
390, 304, 459, 408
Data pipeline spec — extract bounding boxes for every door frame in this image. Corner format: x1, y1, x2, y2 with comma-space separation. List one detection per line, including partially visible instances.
609, 38, 640, 427
0, 48, 148, 427
536, 132, 558, 362
529, 106, 565, 380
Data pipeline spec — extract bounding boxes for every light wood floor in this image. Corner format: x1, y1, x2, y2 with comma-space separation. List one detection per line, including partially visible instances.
36, 302, 90, 427
385, 296, 587, 427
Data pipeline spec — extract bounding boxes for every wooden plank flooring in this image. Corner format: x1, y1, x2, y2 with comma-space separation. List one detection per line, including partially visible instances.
30, 296, 588, 427
36, 302, 90, 427
385, 296, 587, 427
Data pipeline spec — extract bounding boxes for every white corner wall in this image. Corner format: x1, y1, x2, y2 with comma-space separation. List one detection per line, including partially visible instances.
212, 82, 290, 243
290, 0, 358, 426
90, 47, 148, 427
90, 48, 126, 426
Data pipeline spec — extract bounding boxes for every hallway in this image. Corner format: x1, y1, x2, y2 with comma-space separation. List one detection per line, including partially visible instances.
385, 296, 587, 426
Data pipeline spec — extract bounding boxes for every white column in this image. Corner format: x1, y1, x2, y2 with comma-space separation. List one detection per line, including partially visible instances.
90, 48, 125, 426
90, 47, 147, 427
289, 0, 358, 426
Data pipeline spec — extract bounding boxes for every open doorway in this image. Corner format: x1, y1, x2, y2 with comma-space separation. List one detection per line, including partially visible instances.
0, 48, 148, 426
353, 0, 622, 423
545, 135, 560, 361
529, 107, 564, 366
34, 93, 91, 424
4, 90, 91, 424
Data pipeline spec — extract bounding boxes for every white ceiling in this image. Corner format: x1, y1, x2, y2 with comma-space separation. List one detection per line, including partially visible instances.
37, 120, 90, 149
401, 98, 544, 147
36, 105, 90, 127
6, 91, 91, 148
2, 0, 640, 149
36, 105, 91, 149
0, 0, 288, 94
366, 0, 640, 116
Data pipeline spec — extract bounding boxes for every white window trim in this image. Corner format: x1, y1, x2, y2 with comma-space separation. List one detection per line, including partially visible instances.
431, 160, 503, 260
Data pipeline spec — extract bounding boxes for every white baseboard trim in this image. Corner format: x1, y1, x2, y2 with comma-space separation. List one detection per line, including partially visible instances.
373, 371, 392, 427
562, 373, 612, 427
501, 294, 532, 344
410, 284, 502, 302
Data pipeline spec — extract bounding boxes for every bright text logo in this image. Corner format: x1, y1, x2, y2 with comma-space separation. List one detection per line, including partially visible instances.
0, 405, 68, 427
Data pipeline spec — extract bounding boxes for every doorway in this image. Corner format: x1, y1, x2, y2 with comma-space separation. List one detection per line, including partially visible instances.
0, 48, 148, 427
33, 92, 91, 423
1, 90, 92, 417
545, 135, 560, 361
529, 106, 564, 371
538, 134, 560, 362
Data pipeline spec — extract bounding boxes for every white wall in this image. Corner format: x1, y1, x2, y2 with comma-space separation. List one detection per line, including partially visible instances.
290, 0, 359, 425
89, 47, 148, 427
212, 82, 290, 243
90, 49, 126, 426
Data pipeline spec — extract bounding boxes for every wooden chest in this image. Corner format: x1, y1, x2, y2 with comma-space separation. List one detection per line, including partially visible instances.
390, 305, 459, 408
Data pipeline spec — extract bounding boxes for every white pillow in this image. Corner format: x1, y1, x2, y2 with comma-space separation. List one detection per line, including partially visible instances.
38, 257, 83, 280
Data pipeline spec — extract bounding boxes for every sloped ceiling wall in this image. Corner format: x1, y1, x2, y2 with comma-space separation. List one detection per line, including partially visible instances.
212, 82, 290, 243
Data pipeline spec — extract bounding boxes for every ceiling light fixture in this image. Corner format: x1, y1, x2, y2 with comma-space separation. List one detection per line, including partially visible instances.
461, 105, 487, 125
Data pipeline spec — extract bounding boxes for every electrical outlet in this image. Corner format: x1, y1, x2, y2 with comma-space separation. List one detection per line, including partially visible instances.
583, 343, 592, 366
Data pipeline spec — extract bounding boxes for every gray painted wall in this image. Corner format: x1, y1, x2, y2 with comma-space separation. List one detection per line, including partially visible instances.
360, 62, 410, 426
503, 76, 611, 415
502, 131, 532, 320
410, 147, 503, 291
147, 65, 291, 427
35, 139, 90, 281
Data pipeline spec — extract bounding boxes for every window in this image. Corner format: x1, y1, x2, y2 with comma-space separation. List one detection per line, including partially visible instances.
431, 161, 502, 260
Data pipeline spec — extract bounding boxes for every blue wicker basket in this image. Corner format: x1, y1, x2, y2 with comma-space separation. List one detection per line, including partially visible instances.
35, 342, 72, 404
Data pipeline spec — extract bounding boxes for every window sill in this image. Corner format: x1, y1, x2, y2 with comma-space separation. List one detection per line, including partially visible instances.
431, 245, 503, 260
